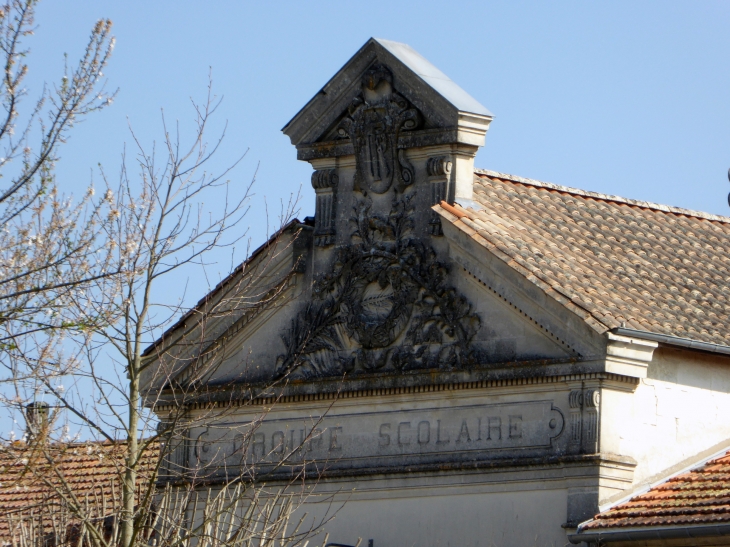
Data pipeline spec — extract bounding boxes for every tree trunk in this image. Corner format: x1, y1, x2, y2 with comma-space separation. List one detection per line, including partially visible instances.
121, 372, 140, 547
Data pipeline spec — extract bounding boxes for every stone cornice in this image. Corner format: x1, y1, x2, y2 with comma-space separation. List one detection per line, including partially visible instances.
154, 370, 638, 412
605, 332, 658, 379
161, 451, 636, 488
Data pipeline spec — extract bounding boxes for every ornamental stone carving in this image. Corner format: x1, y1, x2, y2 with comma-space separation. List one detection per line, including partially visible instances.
276, 193, 481, 379
567, 388, 600, 454
337, 64, 420, 195
311, 169, 338, 247
277, 64, 481, 381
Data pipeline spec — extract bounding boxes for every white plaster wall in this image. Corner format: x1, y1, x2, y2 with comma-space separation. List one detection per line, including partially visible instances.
295, 484, 570, 547
603, 347, 730, 487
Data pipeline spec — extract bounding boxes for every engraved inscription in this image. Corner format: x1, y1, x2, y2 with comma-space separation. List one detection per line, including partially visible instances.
191, 401, 564, 471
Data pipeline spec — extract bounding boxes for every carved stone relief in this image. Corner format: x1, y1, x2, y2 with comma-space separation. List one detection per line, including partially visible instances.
568, 388, 600, 454
276, 63, 481, 380
277, 194, 480, 379
337, 64, 420, 195
583, 389, 600, 454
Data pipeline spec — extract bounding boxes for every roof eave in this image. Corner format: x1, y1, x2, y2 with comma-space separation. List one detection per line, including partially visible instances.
570, 522, 730, 544
612, 327, 730, 357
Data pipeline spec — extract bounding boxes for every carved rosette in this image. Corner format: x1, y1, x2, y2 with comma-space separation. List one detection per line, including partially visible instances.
311, 169, 338, 247
337, 64, 420, 195
427, 156, 453, 236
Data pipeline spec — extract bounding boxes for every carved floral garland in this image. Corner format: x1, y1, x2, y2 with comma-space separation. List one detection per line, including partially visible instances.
276, 193, 480, 379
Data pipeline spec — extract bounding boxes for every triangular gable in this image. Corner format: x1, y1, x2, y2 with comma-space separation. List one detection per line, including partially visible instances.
282, 38, 492, 186
145, 38, 615, 396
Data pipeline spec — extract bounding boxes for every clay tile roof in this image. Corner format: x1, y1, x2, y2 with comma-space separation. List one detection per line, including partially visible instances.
579, 449, 730, 532
435, 170, 730, 347
0, 440, 159, 541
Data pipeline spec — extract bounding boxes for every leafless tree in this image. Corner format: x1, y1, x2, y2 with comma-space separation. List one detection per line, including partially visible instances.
0, 0, 116, 392
0, 1, 339, 545
1, 449, 333, 547
1, 38, 338, 547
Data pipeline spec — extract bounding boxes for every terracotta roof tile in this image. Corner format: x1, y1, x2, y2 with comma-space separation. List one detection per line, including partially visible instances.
0, 441, 158, 541
580, 449, 730, 531
435, 171, 730, 346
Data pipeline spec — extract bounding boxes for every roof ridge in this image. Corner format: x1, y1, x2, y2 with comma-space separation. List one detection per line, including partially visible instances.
475, 169, 730, 224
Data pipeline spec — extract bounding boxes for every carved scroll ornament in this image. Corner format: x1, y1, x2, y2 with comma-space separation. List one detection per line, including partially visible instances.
427, 156, 452, 236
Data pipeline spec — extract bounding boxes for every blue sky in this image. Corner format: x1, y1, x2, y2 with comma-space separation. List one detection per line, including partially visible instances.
6, 0, 730, 437
25, 0, 730, 282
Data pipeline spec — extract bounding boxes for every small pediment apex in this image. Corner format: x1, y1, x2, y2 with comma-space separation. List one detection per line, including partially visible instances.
373, 39, 491, 117
282, 38, 492, 149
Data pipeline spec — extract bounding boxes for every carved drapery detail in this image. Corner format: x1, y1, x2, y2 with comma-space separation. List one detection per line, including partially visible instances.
337, 64, 420, 195
276, 193, 480, 379
583, 389, 600, 453
569, 389, 582, 445
567, 388, 600, 454
312, 169, 338, 247
427, 156, 452, 236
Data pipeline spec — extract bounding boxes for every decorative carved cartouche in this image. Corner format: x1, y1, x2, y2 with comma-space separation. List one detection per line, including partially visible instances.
337, 64, 420, 195
277, 195, 480, 379
277, 63, 481, 380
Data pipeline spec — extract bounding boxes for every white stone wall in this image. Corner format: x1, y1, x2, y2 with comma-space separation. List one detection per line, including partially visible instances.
602, 346, 730, 491
288, 480, 570, 547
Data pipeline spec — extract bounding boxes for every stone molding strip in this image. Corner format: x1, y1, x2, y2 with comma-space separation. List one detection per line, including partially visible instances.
165, 451, 636, 488
462, 266, 581, 357
156, 372, 638, 412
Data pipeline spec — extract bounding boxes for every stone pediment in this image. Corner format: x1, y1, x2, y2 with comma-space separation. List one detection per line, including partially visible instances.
146, 38, 610, 401
160, 254, 587, 397
282, 38, 493, 166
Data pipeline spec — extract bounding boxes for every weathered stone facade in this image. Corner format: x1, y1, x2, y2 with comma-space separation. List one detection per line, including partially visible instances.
144, 39, 730, 547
